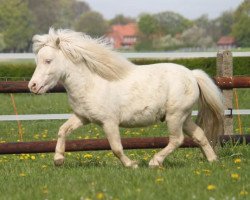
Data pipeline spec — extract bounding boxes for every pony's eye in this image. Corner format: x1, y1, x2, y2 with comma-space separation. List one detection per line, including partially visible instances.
45, 59, 52, 64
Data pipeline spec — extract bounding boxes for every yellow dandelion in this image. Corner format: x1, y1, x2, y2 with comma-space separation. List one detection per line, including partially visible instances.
194, 170, 201, 175
83, 154, 93, 159
96, 192, 105, 199
234, 158, 241, 164
19, 173, 26, 177
207, 184, 216, 191
31, 155, 36, 160
40, 154, 46, 158
155, 177, 164, 183
203, 169, 211, 176
240, 190, 248, 196
231, 173, 240, 180
42, 165, 47, 169
42, 186, 48, 194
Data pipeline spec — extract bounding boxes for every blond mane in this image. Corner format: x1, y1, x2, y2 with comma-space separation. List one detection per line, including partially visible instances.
32, 28, 134, 80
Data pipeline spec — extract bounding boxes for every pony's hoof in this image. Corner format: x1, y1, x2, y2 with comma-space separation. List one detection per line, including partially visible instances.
54, 154, 65, 166
54, 158, 64, 166
208, 156, 218, 163
125, 160, 138, 169
149, 158, 162, 168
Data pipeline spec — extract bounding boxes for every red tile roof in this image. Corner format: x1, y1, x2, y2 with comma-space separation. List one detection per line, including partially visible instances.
107, 23, 138, 49
217, 36, 236, 45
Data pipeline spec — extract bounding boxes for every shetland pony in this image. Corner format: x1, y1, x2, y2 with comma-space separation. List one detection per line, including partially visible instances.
29, 29, 224, 168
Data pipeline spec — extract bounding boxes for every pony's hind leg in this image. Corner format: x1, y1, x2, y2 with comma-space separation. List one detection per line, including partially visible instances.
103, 122, 138, 168
183, 116, 217, 162
149, 113, 186, 168
54, 114, 87, 166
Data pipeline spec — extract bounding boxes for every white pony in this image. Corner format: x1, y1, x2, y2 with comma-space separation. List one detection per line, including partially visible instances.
29, 28, 224, 168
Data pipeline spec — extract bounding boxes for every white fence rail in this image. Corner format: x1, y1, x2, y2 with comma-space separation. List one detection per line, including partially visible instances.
0, 110, 249, 121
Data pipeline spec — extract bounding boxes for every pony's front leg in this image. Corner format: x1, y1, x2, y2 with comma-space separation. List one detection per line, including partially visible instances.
54, 114, 87, 166
103, 122, 138, 168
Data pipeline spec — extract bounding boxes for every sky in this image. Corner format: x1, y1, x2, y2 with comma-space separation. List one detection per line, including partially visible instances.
83, 0, 244, 20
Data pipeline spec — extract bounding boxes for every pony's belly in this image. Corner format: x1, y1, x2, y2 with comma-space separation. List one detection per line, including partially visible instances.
119, 109, 166, 128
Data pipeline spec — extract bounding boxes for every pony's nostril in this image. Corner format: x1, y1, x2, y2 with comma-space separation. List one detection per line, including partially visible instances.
29, 82, 37, 91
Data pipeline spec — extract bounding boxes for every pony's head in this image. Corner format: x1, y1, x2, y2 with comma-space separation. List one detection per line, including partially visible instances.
29, 29, 69, 94
29, 28, 133, 94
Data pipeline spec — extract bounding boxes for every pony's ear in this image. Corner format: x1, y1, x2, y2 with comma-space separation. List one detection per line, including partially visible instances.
32, 34, 48, 54
55, 37, 60, 46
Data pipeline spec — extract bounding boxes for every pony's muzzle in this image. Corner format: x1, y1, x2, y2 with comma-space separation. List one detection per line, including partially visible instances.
28, 80, 39, 93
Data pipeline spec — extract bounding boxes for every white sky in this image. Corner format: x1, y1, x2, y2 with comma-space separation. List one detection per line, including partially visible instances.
82, 0, 244, 19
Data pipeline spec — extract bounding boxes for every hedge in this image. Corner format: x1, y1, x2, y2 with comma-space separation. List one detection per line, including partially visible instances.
0, 57, 249, 80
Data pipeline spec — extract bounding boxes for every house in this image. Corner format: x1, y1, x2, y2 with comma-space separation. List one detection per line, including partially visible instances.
217, 36, 236, 49
106, 23, 138, 49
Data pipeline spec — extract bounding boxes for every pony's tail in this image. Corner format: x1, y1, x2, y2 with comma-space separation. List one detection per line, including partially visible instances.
192, 69, 224, 147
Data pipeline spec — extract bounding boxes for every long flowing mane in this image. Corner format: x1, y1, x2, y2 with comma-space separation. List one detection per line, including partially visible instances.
32, 28, 135, 80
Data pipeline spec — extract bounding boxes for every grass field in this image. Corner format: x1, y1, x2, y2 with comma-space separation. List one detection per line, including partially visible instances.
0, 89, 249, 200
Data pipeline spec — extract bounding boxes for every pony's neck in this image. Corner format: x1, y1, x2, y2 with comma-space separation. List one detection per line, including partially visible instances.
61, 62, 96, 95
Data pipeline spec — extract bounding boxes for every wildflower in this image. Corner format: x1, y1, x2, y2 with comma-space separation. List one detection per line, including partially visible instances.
96, 192, 105, 199
231, 173, 240, 180
31, 155, 36, 160
203, 169, 211, 176
155, 177, 164, 183
19, 155, 24, 160
42, 186, 48, 194
83, 154, 93, 159
194, 170, 201, 175
240, 189, 248, 196
41, 165, 47, 169
234, 158, 241, 164
19, 173, 26, 177
207, 184, 216, 191
40, 154, 46, 158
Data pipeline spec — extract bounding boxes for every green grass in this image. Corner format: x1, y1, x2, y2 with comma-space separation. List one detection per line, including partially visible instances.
0, 89, 249, 199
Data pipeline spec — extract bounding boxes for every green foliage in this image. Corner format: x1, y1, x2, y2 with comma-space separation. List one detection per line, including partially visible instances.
232, 0, 250, 47
109, 14, 135, 25
138, 14, 159, 37
153, 11, 192, 36
74, 11, 108, 37
0, 0, 34, 52
216, 11, 234, 37
0, 61, 35, 79
1, 57, 249, 80
28, 0, 90, 33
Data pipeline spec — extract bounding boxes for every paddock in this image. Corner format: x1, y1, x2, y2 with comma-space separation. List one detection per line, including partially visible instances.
0, 50, 249, 155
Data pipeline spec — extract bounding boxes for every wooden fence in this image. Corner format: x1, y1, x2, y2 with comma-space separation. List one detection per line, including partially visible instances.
0, 50, 249, 154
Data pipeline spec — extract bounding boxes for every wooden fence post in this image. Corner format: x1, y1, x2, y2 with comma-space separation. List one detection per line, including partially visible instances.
216, 50, 233, 135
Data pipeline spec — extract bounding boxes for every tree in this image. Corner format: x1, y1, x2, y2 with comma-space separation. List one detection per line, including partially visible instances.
138, 14, 159, 37
136, 14, 160, 51
153, 35, 183, 51
217, 11, 234, 36
74, 11, 108, 37
153, 11, 192, 36
232, 0, 250, 47
181, 26, 214, 48
28, 0, 90, 33
0, 0, 34, 52
109, 14, 135, 25
0, 34, 5, 51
